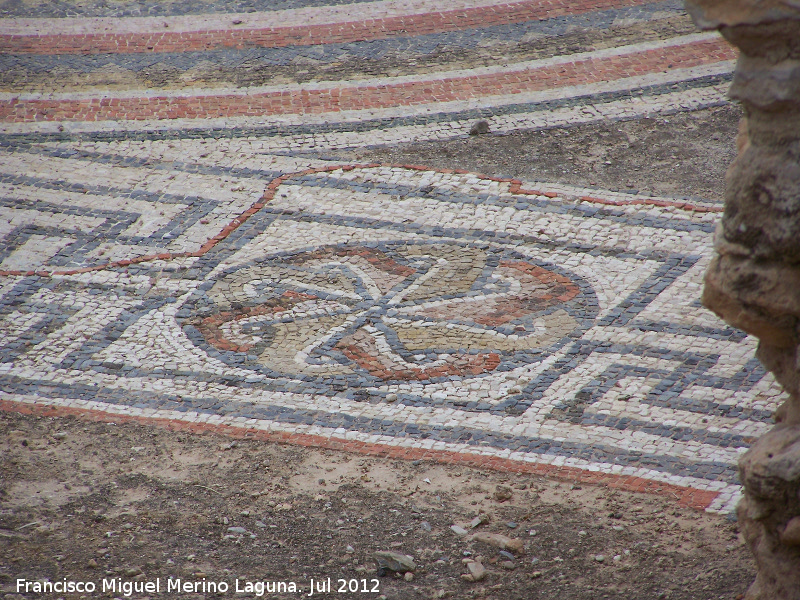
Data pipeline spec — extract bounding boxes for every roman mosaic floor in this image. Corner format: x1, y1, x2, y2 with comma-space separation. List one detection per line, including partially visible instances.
0, 0, 783, 514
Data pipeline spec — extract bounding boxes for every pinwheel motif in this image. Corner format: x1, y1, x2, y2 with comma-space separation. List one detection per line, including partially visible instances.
195, 242, 588, 382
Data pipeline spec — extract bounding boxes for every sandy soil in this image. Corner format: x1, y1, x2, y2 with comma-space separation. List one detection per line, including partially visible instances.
1, 409, 752, 600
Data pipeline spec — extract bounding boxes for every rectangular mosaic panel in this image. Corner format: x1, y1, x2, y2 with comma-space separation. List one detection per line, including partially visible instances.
0, 165, 783, 513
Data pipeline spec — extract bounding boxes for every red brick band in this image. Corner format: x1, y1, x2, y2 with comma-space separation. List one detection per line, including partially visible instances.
1, 0, 649, 55
0, 38, 736, 123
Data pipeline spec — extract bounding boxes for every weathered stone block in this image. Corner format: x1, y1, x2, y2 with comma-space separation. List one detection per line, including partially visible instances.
688, 0, 800, 598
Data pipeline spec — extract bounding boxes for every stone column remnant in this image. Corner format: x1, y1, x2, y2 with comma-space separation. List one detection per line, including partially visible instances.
685, 1, 800, 598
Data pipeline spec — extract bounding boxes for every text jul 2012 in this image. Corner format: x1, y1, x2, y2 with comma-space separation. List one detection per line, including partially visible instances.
16, 577, 382, 596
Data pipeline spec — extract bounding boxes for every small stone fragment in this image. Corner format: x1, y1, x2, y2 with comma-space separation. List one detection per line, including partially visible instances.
450, 525, 468, 536
470, 531, 524, 555
227, 526, 248, 534
404, 572, 414, 582
374, 551, 415, 575
493, 485, 513, 502
469, 514, 489, 529
469, 120, 490, 135
594, 554, 606, 563
461, 560, 486, 582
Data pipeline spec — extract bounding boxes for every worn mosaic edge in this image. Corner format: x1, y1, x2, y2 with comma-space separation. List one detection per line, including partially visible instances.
0, 395, 724, 511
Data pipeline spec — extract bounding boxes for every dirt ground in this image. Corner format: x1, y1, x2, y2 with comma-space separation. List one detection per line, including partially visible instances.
0, 410, 752, 600
1, 105, 756, 600
339, 104, 742, 203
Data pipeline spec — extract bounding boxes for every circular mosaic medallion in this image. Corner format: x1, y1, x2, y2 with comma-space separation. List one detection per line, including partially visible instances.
186, 241, 596, 383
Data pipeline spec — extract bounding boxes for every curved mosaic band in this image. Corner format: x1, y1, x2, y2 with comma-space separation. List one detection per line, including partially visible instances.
0, 0, 648, 53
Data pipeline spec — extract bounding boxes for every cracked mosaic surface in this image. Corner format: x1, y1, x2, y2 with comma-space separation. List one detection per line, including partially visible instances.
0, 0, 782, 513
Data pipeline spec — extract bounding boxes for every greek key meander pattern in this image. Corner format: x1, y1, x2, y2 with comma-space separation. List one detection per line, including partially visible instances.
0, 0, 781, 513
